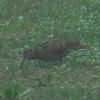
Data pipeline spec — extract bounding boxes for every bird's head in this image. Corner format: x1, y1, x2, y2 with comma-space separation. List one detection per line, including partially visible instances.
19, 48, 37, 68
23, 48, 37, 60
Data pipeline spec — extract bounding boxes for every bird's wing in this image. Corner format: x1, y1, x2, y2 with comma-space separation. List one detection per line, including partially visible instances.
38, 39, 67, 54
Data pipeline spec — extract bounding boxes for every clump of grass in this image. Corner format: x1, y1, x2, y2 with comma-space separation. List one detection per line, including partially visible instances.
2, 82, 20, 100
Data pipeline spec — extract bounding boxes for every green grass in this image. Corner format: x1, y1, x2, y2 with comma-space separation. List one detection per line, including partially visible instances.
0, 0, 100, 100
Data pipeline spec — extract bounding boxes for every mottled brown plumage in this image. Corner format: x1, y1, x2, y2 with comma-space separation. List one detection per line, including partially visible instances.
19, 39, 86, 68
25, 40, 86, 60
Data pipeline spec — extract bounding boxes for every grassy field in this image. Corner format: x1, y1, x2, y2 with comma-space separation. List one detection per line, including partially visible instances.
0, 0, 100, 100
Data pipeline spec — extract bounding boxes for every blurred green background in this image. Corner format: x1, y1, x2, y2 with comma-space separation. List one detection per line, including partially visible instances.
0, 0, 100, 100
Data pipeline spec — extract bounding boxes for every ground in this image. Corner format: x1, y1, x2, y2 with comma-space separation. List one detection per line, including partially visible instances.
0, 0, 100, 100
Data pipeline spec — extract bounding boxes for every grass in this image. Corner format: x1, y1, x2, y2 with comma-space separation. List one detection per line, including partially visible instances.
0, 0, 100, 100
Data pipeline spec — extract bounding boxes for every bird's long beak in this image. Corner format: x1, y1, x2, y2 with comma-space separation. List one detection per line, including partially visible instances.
19, 51, 27, 69
19, 57, 26, 69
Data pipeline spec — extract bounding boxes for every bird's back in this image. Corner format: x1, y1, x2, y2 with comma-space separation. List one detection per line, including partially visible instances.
36, 39, 83, 54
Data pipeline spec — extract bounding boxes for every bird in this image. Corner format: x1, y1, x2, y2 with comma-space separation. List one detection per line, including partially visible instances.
19, 39, 86, 68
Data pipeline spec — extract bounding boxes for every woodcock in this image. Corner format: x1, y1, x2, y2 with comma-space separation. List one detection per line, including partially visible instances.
20, 39, 86, 68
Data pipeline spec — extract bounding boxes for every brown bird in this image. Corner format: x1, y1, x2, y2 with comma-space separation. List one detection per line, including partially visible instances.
19, 39, 86, 68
